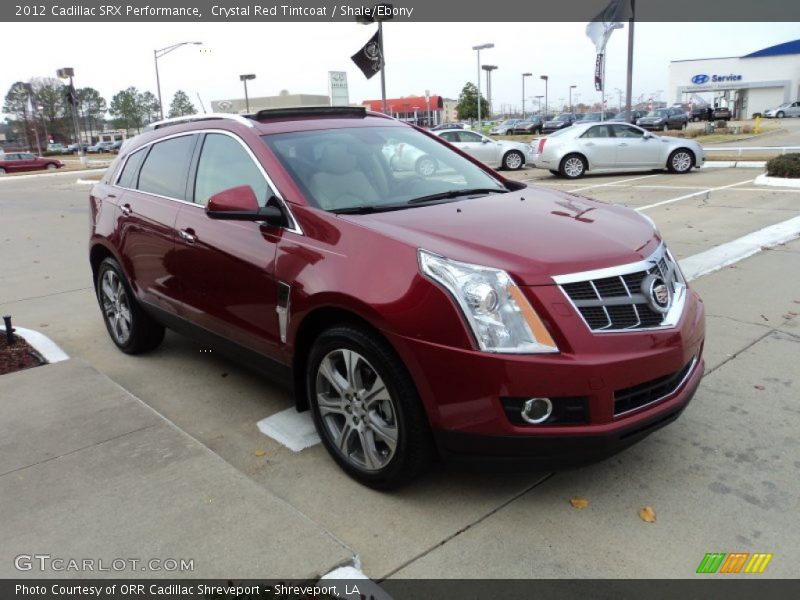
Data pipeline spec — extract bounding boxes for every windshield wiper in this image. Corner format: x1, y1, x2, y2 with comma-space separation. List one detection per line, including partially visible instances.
330, 204, 407, 215
406, 188, 509, 205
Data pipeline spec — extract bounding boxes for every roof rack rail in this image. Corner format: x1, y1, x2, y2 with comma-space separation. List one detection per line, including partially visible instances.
252, 106, 369, 121
143, 113, 255, 132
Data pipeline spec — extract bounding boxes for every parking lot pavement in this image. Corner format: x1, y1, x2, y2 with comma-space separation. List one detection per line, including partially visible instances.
0, 359, 354, 579
1, 167, 799, 579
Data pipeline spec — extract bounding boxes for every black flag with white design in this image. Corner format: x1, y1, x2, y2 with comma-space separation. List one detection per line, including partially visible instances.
351, 29, 384, 80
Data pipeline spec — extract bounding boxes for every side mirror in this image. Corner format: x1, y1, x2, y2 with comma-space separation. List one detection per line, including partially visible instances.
643, 132, 653, 139
481, 138, 490, 144
205, 185, 286, 226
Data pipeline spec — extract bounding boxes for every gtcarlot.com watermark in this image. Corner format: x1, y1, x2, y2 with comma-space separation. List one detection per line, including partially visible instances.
15, 553, 194, 573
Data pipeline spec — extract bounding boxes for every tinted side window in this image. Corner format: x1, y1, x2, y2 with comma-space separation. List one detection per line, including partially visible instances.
137, 135, 196, 199
612, 124, 644, 138
117, 147, 147, 189
458, 131, 483, 143
194, 133, 272, 207
439, 131, 457, 142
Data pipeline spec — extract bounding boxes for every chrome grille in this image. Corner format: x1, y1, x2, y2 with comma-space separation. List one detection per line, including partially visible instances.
555, 245, 686, 332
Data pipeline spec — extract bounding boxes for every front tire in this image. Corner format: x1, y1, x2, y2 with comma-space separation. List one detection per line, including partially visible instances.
46, 163, 57, 170
0, 167, 6, 175
776, 111, 785, 119
662, 123, 669, 132
307, 325, 433, 489
668, 148, 694, 174
96, 257, 165, 354
414, 155, 437, 177
559, 153, 587, 179
502, 150, 524, 170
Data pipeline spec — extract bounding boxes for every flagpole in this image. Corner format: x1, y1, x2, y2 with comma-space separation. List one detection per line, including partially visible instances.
378, 20, 387, 114
625, 0, 635, 120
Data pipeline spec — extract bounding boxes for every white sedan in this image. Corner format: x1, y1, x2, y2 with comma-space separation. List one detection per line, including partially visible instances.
432, 129, 533, 170
530, 122, 705, 179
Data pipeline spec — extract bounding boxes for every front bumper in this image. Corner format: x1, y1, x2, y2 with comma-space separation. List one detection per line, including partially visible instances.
638, 121, 665, 130
384, 287, 705, 465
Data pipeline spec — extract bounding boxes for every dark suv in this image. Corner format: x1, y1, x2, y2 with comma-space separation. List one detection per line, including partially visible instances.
90, 108, 704, 488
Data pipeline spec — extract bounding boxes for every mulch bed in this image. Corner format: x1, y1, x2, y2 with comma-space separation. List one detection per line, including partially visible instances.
0, 334, 45, 375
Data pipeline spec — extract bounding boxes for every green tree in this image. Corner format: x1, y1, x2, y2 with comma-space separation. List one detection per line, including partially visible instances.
76, 87, 107, 140
139, 91, 160, 124
30, 77, 70, 141
3, 82, 31, 143
455, 82, 489, 122
168, 90, 197, 118
110, 87, 143, 134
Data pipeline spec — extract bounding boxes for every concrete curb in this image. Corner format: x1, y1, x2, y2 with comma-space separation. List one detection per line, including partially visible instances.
702, 161, 766, 169
13, 327, 69, 364
0, 168, 106, 182
753, 173, 800, 188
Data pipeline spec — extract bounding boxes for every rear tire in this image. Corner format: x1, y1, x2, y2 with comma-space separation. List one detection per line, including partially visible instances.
559, 154, 587, 179
667, 148, 694, 174
502, 150, 525, 170
306, 325, 434, 489
662, 123, 669, 132
0, 167, 6, 175
96, 257, 165, 354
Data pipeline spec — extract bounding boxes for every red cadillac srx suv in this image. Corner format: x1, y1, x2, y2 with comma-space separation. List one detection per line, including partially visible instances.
89, 107, 705, 488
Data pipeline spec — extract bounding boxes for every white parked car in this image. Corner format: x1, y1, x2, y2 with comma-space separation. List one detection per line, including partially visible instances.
764, 101, 800, 118
382, 139, 439, 176
530, 122, 705, 179
433, 129, 533, 170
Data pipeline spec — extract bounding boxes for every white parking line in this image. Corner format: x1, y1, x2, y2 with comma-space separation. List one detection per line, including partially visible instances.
636, 178, 753, 211
257, 407, 320, 451
679, 215, 800, 281
0, 168, 106, 182
570, 173, 660, 193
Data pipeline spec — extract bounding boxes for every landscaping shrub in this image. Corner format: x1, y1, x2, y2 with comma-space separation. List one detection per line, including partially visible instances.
766, 153, 800, 178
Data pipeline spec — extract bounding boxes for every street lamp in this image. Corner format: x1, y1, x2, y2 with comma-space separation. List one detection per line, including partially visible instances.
56, 67, 84, 165
534, 95, 544, 118
540, 75, 549, 120
472, 43, 494, 128
154, 41, 203, 120
239, 74, 256, 113
482, 65, 497, 120
569, 85, 577, 113
522, 73, 532, 119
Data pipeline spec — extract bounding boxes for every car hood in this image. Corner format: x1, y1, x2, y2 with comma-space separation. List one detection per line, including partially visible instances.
638, 116, 665, 122
339, 188, 659, 285
544, 121, 567, 127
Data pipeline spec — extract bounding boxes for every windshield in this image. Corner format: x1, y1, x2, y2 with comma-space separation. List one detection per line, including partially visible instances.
647, 109, 669, 117
261, 126, 507, 213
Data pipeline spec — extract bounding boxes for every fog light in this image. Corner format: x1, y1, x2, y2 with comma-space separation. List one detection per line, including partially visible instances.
521, 397, 553, 424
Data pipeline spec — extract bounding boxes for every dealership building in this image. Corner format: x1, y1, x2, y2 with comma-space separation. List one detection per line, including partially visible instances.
669, 39, 800, 119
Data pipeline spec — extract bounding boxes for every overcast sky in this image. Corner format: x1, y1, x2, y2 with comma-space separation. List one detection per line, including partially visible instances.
2, 21, 797, 116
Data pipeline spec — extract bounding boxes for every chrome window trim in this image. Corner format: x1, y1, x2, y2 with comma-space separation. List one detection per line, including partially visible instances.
144, 113, 255, 132
553, 244, 687, 334
111, 128, 303, 236
614, 354, 699, 418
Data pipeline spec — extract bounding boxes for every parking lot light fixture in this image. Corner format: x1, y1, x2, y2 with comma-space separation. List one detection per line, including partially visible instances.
482, 65, 498, 120
522, 73, 532, 119
154, 41, 203, 120
535, 95, 544, 118
540, 75, 549, 120
472, 43, 494, 128
569, 85, 577, 113
56, 67, 85, 166
239, 74, 256, 113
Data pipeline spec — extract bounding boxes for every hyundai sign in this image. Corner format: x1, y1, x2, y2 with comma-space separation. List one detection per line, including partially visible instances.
691, 73, 743, 85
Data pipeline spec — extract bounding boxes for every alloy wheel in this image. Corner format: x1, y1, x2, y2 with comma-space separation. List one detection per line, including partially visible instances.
100, 269, 132, 345
315, 349, 398, 472
563, 157, 585, 178
504, 151, 523, 170
672, 151, 692, 173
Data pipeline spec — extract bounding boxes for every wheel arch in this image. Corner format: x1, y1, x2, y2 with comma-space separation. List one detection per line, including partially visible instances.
560, 151, 590, 172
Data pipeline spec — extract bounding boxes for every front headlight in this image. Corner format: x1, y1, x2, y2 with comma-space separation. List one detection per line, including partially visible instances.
418, 249, 558, 354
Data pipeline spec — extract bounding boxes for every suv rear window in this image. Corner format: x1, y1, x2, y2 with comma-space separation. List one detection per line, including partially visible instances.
137, 135, 196, 199
117, 147, 147, 189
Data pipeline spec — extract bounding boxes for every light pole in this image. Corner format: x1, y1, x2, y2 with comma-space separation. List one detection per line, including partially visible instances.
540, 75, 549, 120
482, 65, 497, 120
472, 43, 494, 128
569, 85, 577, 113
615, 88, 623, 114
239, 74, 256, 113
521, 73, 532, 119
56, 67, 85, 166
154, 41, 202, 120
535, 95, 544, 118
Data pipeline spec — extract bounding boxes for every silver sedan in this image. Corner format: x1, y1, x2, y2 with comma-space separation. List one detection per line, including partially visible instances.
531, 122, 705, 179
433, 129, 534, 170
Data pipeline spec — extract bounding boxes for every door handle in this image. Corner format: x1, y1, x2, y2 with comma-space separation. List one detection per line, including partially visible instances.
120, 203, 132, 216
584, 142, 595, 147
618, 143, 628, 147
179, 228, 196, 243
